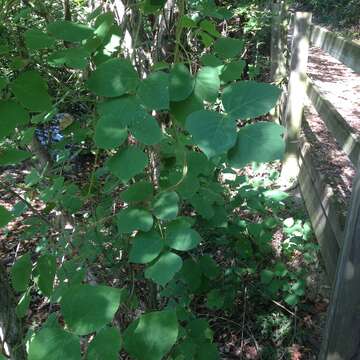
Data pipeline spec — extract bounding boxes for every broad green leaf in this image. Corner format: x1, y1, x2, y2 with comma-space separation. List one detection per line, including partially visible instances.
222, 81, 281, 120
87, 59, 139, 97
28, 326, 81, 360
129, 231, 163, 264
166, 227, 202, 251
137, 71, 169, 110
37, 254, 57, 296
24, 29, 55, 50
152, 191, 179, 221
120, 181, 153, 203
187, 318, 214, 342
106, 147, 148, 182
11, 71, 52, 112
60, 284, 123, 335
48, 48, 89, 69
220, 60, 245, 82
0, 149, 31, 165
214, 37, 244, 59
94, 115, 127, 149
185, 110, 237, 158
179, 258, 202, 292
206, 289, 224, 310
16, 292, 30, 318
260, 269, 274, 285
145, 252, 183, 286
190, 193, 214, 219
200, 20, 220, 37
201, 54, 223, 67
199, 255, 220, 279
11, 253, 32, 292
228, 122, 285, 168
169, 64, 194, 102
129, 111, 162, 145
123, 310, 178, 360
0, 205, 12, 227
87, 327, 122, 360
194, 67, 220, 103
170, 92, 203, 126
199, 31, 215, 47
47, 20, 94, 42
117, 208, 153, 233
97, 96, 140, 122
284, 293, 299, 306
196, 342, 219, 360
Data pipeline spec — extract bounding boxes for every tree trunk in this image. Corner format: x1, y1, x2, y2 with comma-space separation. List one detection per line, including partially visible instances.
0, 264, 26, 360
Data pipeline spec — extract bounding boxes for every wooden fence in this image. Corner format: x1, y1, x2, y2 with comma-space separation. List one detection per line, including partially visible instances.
271, 6, 360, 359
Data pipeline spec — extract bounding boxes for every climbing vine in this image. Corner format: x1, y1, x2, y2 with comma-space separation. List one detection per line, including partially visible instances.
0, 1, 296, 359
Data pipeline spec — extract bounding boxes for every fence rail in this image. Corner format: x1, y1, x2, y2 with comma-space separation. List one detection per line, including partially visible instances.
272, 8, 360, 359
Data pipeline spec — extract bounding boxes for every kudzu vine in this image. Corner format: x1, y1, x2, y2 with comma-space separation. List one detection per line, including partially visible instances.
0, 1, 286, 359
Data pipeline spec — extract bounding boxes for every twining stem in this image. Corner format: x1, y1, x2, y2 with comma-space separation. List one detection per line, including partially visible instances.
174, 0, 185, 63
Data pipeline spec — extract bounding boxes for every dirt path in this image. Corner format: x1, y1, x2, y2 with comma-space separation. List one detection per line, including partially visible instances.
301, 44, 360, 207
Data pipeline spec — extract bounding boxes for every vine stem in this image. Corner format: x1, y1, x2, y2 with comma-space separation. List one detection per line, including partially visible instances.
174, 0, 185, 63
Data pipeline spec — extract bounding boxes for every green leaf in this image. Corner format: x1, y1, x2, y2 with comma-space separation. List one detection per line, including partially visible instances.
200, 20, 220, 37
129, 231, 163, 264
87, 59, 139, 97
11, 71, 52, 112
0, 149, 31, 165
199, 31, 215, 48
97, 96, 140, 122
87, 327, 122, 360
166, 227, 202, 251
185, 110, 237, 159
123, 310, 178, 360
60, 284, 123, 335
106, 147, 148, 182
194, 67, 220, 103
24, 29, 56, 50
214, 37, 244, 59
228, 122, 285, 168
145, 252, 183, 286
48, 48, 89, 69
117, 208, 153, 233
0, 205, 12, 227
196, 342, 219, 360
94, 115, 127, 149
169, 64, 194, 102
206, 289, 224, 310
284, 293, 299, 306
37, 254, 57, 296
260, 269, 274, 285
179, 258, 202, 292
16, 292, 30, 318
170, 92, 203, 126
120, 181, 153, 203
28, 326, 81, 360
220, 60, 245, 82
199, 255, 220, 279
47, 20, 94, 42
152, 191, 179, 221
201, 54, 223, 68
129, 111, 162, 145
137, 71, 169, 110
11, 253, 32, 292
222, 81, 281, 120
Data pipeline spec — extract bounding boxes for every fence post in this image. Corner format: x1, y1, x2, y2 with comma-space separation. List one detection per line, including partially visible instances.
280, 12, 312, 182
270, 1, 288, 84
319, 167, 360, 359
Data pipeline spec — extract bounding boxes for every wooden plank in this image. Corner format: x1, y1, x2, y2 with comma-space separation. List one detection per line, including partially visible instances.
319, 168, 360, 359
306, 76, 360, 166
298, 148, 339, 282
281, 12, 312, 181
310, 24, 360, 74
300, 138, 345, 247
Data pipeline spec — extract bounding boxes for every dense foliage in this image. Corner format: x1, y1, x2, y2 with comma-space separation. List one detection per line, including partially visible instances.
0, 1, 319, 359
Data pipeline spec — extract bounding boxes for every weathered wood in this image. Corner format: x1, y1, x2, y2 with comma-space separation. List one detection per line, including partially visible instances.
306, 76, 360, 166
300, 137, 345, 247
310, 24, 360, 74
298, 142, 339, 282
319, 167, 360, 359
281, 12, 312, 181
270, 1, 289, 84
